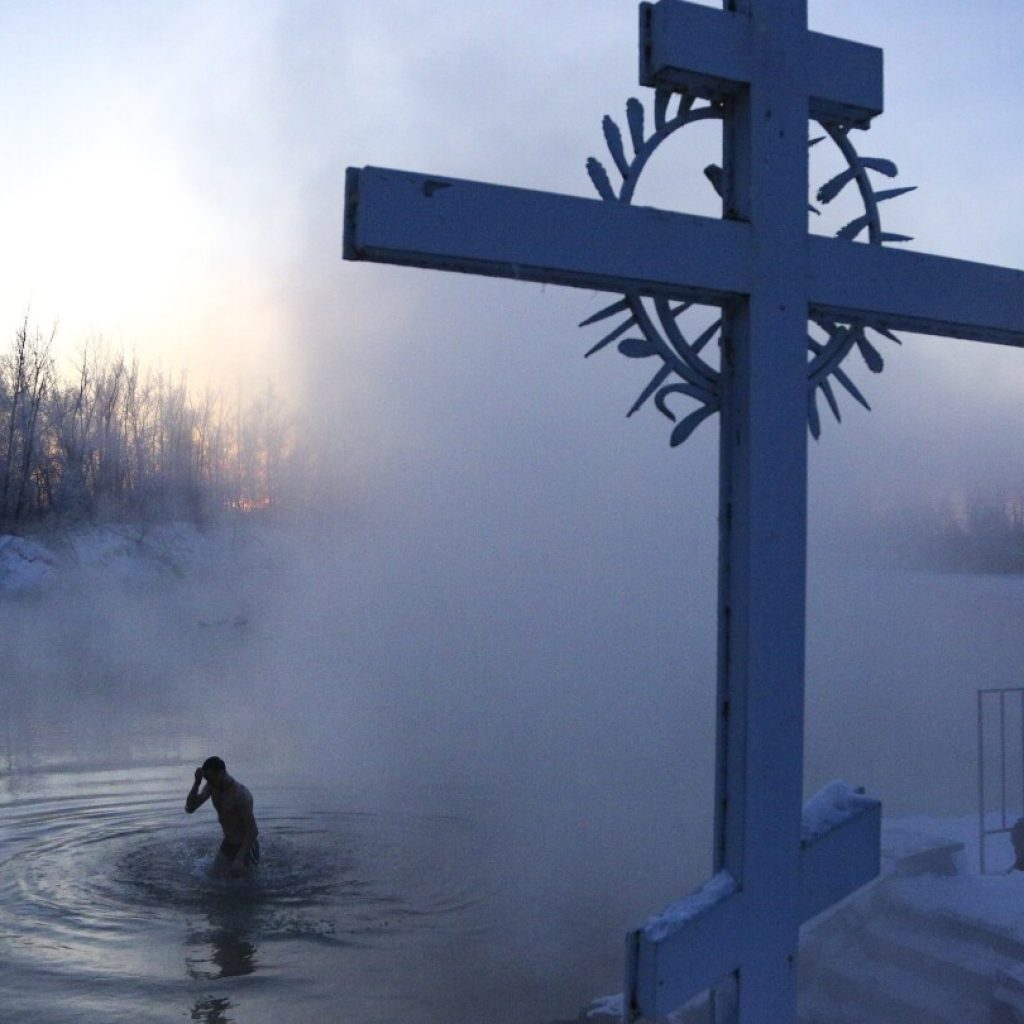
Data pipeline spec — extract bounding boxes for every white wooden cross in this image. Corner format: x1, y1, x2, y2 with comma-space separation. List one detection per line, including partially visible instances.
342, 2, 1024, 1021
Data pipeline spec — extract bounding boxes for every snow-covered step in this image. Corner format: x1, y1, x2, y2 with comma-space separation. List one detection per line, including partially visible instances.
879, 828, 965, 878
852, 908, 1007, 1001
800, 943, 986, 1024
883, 875, 1024, 961
994, 963, 1024, 1024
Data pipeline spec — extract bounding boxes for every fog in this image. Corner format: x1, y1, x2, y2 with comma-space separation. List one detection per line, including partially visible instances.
5, 0, 1024, 1017
6, 486, 1024, 1017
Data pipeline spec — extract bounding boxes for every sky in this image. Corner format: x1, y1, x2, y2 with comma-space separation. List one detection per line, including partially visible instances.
2, 1, 1024, 511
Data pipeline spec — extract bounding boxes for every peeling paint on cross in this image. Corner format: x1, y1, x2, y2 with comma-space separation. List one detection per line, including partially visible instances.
342, 3, 1024, 1022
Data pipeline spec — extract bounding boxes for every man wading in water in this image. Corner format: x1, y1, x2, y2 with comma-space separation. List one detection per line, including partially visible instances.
185, 756, 260, 876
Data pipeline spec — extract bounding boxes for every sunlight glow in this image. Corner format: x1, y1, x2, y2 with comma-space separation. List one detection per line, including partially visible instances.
9, 141, 199, 332
0, 132, 287, 391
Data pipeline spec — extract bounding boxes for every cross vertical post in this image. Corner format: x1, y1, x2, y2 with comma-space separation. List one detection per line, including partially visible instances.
715, 0, 810, 1017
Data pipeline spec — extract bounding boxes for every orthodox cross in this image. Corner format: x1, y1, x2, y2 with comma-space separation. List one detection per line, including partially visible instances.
342, 2, 1024, 1021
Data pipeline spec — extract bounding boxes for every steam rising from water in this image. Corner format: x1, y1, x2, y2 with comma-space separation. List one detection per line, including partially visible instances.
4, 6, 1024, 1018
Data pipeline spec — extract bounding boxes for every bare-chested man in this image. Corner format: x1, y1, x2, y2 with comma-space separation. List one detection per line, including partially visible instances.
185, 756, 260, 876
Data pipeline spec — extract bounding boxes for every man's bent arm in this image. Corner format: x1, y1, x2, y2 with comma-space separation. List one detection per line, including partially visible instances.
185, 773, 210, 814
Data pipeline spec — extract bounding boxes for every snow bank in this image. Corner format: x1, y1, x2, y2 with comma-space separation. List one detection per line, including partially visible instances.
801, 779, 878, 843
0, 521, 257, 595
0, 535, 59, 593
64, 522, 218, 581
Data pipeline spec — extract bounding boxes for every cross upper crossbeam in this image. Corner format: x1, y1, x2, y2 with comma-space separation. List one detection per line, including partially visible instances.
640, 0, 883, 127
345, 167, 1024, 349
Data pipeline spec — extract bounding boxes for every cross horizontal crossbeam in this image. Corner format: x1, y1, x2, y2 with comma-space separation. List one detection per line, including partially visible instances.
344, 166, 749, 303
640, 1, 883, 127
811, 239, 1024, 347
346, 166, 1024, 349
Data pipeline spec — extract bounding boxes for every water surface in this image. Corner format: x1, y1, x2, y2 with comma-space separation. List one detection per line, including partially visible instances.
0, 762, 610, 1024
4, 559, 1023, 1022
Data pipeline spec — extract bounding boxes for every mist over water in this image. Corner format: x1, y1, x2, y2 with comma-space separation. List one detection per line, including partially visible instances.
0, 504, 719, 1021
5, 472, 1024, 1021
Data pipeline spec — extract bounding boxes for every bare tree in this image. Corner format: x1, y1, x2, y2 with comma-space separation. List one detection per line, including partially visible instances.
0, 319, 55, 528
0, 322, 306, 532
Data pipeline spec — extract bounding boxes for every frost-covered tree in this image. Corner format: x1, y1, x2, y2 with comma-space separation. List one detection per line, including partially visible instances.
0, 322, 306, 532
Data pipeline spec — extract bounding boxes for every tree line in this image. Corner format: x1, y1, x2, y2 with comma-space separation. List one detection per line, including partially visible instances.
0, 319, 301, 532
876, 491, 1024, 574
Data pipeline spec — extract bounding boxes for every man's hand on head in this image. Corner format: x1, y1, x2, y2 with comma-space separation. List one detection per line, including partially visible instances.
185, 769, 210, 814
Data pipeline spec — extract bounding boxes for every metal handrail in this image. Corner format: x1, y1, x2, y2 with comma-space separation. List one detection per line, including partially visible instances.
978, 686, 1024, 874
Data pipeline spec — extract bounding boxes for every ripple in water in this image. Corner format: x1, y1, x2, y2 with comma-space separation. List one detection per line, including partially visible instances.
0, 766, 507, 1024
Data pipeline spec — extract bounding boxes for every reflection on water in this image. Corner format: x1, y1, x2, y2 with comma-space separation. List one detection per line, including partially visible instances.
191, 995, 233, 1024
186, 894, 258, 1023
0, 761, 617, 1024
187, 918, 258, 980
182, 878, 260, 1022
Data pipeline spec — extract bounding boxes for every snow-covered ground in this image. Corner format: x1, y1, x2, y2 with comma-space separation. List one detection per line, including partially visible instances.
0, 533, 60, 593
0, 521, 260, 594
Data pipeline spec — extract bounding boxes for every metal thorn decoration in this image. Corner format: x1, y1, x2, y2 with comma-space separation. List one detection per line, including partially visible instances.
581, 93, 916, 443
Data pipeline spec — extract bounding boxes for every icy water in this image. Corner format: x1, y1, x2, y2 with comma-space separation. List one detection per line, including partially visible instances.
0, 762, 606, 1024
5, 551, 1024, 1023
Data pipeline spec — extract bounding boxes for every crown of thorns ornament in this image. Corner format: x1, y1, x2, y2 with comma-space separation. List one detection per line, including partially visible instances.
580, 89, 915, 445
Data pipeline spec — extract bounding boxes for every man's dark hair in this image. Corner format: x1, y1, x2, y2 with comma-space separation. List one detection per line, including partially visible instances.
202, 756, 226, 775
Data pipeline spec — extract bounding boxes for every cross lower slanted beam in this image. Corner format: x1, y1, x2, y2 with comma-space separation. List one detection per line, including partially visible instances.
627, 790, 881, 1017
345, 166, 1024, 349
